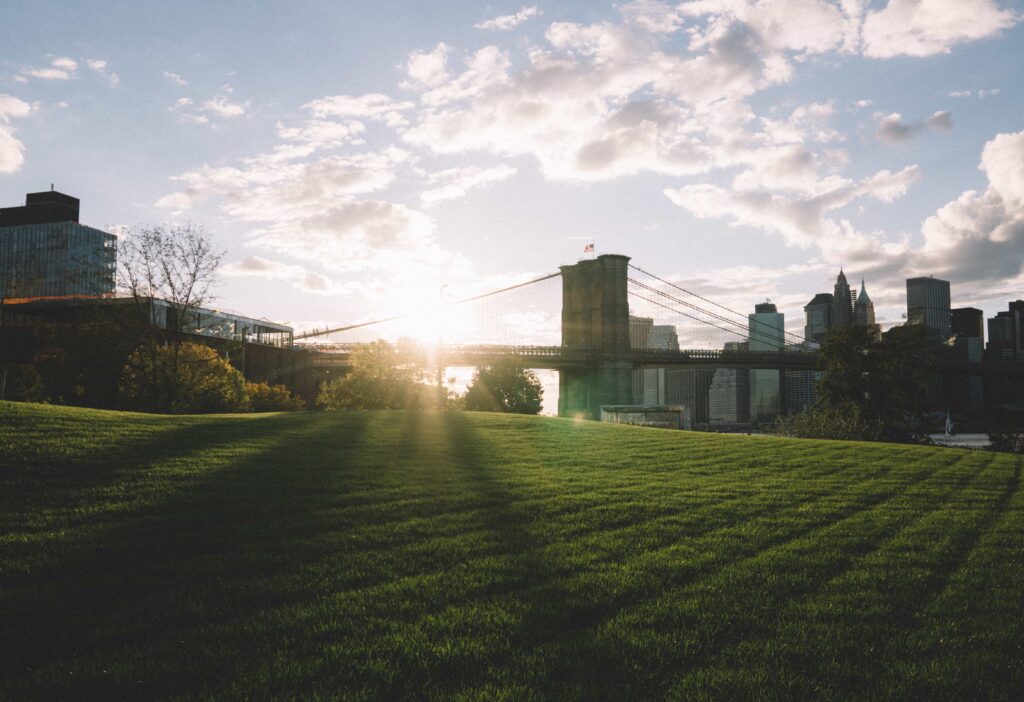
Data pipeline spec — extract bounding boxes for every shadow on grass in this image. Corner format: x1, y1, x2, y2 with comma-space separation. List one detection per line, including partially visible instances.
0, 411, 371, 700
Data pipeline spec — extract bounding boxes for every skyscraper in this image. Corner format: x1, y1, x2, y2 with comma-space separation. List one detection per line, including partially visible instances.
987, 301, 1024, 361
803, 292, 833, 344
748, 301, 783, 423
951, 307, 985, 343
906, 276, 951, 339
831, 270, 854, 329
642, 324, 678, 405
629, 316, 653, 404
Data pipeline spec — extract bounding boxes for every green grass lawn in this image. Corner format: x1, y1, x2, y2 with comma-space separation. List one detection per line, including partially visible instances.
1, 401, 1022, 701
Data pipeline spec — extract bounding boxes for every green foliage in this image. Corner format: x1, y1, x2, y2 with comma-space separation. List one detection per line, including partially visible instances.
120, 342, 248, 413
0, 364, 44, 402
2, 403, 1023, 700
463, 361, 543, 414
988, 408, 1024, 453
317, 339, 429, 410
771, 404, 884, 441
816, 323, 937, 439
245, 381, 306, 412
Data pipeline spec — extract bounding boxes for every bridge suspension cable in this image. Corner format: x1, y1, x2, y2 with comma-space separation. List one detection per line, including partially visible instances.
629, 263, 811, 349
628, 277, 812, 351
294, 271, 562, 340
628, 289, 769, 343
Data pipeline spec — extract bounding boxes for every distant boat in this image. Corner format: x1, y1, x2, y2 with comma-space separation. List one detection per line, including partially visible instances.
944, 411, 954, 437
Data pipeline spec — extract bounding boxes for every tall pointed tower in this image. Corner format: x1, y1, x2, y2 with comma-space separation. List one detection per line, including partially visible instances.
831, 269, 854, 329
855, 279, 880, 339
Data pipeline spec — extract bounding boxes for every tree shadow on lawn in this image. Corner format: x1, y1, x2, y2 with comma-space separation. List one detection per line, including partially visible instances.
0, 411, 371, 700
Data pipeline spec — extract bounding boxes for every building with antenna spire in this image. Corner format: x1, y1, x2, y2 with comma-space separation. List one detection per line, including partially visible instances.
831, 269, 854, 330
854, 279, 880, 339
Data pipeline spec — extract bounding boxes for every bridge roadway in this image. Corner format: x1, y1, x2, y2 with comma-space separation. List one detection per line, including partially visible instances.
308, 344, 822, 371
305, 343, 1024, 377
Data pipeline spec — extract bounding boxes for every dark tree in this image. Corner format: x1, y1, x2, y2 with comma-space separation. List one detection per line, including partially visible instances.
117, 224, 224, 410
816, 323, 936, 438
464, 361, 543, 414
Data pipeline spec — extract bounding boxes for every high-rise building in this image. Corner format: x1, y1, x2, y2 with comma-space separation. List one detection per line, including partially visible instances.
831, 270, 854, 329
0, 191, 116, 300
629, 316, 653, 404
906, 276, 951, 339
952, 307, 985, 343
986, 301, 1024, 361
642, 324, 678, 405
748, 302, 783, 423
708, 341, 749, 425
854, 279, 875, 325
803, 293, 833, 343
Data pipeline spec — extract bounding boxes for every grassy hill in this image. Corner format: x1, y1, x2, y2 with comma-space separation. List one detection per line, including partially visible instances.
1, 401, 1022, 701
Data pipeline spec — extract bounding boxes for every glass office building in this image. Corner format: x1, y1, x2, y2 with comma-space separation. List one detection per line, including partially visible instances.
0, 191, 116, 300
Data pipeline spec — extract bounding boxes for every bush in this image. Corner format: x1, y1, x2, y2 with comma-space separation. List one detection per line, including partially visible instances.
464, 362, 543, 414
317, 340, 430, 410
120, 342, 248, 413
989, 408, 1024, 454
0, 364, 44, 402
771, 405, 884, 441
246, 382, 305, 412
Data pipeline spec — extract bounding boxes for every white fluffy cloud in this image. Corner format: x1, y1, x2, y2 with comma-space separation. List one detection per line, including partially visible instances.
404, 43, 452, 88
665, 165, 921, 249
303, 93, 414, 128
476, 6, 541, 31
0, 94, 32, 173
420, 164, 517, 206
21, 56, 78, 81
918, 130, 1024, 282
862, 0, 1018, 58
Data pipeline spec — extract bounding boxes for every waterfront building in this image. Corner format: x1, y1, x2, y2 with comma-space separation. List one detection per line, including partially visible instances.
749, 302, 783, 423
0, 190, 115, 300
831, 270, 854, 330
708, 341, 749, 425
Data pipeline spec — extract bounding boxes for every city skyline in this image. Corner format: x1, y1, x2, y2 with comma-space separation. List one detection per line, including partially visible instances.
1, 1, 1023, 346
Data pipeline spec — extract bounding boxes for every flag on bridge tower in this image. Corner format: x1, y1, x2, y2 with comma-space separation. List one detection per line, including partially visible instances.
583, 243, 595, 254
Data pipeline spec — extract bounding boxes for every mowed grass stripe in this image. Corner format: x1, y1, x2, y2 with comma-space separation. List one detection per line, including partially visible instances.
2, 403, 1023, 701
667, 452, 1016, 700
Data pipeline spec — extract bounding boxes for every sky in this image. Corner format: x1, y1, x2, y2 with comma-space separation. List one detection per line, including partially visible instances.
2, 0, 1024, 358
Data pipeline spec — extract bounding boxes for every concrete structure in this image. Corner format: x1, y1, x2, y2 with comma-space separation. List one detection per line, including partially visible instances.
804, 292, 833, 344
601, 405, 689, 430
0, 191, 115, 300
832, 270, 854, 330
667, 368, 713, 425
559, 254, 633, 419
907, 276, 951, 339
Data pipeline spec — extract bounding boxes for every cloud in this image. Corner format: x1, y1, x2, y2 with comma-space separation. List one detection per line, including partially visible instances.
664, 164, 921, 249
22, 57, 78, 81
202, 95, 247, 117
420, 164, 517, 206
619, 1, 686, 34
0, 94, 32, 173
916, 130, 1024, 283
303, 93, 414, 128
163, 72, 188, 86
874, 110, 953, 142
86, 58, 119, 86
476, 6, 541, 31
404, 43, 452, 88
221, 255, 351, 295
862, 0, 1018, 58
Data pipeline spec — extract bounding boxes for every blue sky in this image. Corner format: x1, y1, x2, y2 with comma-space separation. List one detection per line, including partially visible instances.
2, 0, 1023, 351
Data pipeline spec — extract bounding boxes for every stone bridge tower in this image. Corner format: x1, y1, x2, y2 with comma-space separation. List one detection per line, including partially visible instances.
558, 254, 634, 419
